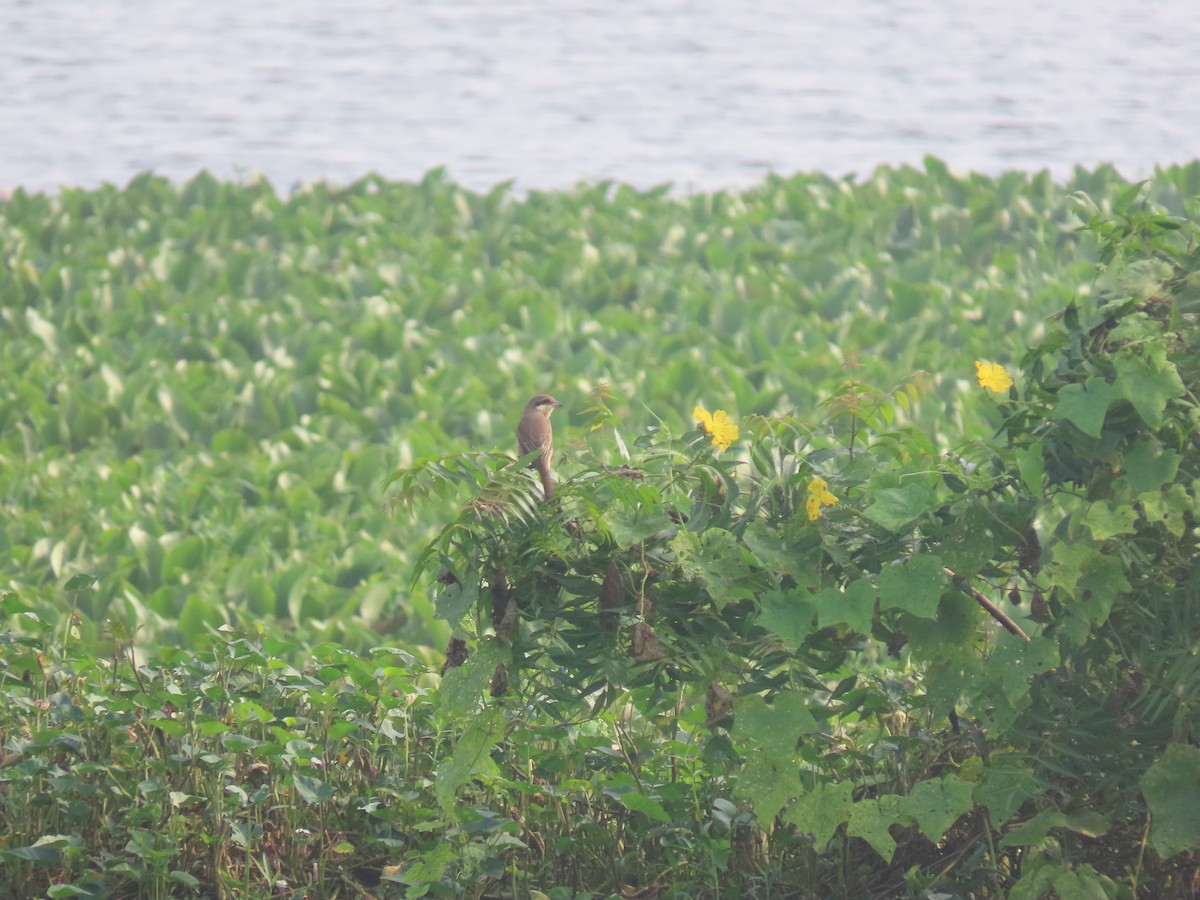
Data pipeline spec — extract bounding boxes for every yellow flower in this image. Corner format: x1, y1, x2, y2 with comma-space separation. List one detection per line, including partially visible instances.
806, 476, 838, 521
975, 361, 1014, 394
693, 404, 739, 452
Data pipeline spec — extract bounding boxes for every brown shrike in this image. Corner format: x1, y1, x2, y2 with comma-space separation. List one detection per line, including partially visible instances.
517, 394, 562, 499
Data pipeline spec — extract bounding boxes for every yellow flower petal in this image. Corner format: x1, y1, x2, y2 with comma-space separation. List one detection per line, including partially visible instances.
806, 476, 838, 521
694, 405, 739, 452
975, 361, 1014, 394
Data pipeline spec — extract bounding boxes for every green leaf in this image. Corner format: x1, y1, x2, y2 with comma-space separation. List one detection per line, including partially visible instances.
863, 483, 938, 531
168, 870, 201, 888
784, 780, 855, 846
1049, 866, 1118, 900
1051, 377, 1118, 438
1074, 555, 1130, 626
670, 528, 758, 608
1114, 347, 1185, 428
900, 775, 975, 842
1015, 442, 1045, 493
434, 706, 505, 815
1049, 540, 1096, 596
1000, 809, 1067, 848
814, 578, 876, 634
1000, 809, 1109, 848
879, 555, 945, 619
732, 690, 818, 758
741, 520, 818, 583
605, 483, 673, 546
847, 795, 906, 862
937, 501, 1003, 577
734, 748, 805, 824
434, 577, 479, 629
437, 637, 509, 718
63, 573, 97, 592
1, 834, 76, 865
755, 589, 817, 648
1082, 501, 1138, 540
179, 594, 216, 644
1123, 440, 1181, 493
619, 791, 672, 823
1139, 482, 1191, 537
162, 535, 205, 585
975, 759, 1038, 824
1141, 743, 1200, 858
292, 773, 337, 805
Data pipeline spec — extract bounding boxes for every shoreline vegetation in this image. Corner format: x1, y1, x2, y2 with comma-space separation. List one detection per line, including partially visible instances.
3, 160, 1200, 897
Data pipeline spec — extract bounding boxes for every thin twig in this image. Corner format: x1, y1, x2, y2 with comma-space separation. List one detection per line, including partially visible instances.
943, 567, 1030, 641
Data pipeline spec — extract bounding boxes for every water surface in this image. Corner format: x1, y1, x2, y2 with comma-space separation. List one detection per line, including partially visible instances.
2, 0, 1196, 192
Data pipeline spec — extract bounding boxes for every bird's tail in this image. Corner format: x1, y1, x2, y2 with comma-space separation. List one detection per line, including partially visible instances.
537, 462, 555, 500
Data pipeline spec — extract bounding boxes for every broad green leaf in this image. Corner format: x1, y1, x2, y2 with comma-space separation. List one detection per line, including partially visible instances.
814, 578, 876, 634
434, 706, 505, 815
1123, 440, 1181, 493
1015, 442, 1045, 493
1082, 501, 1138, 540
1000, 809, 1066, 848
1049, 867, 1118, 900
179, 594, 217, 644
161, 535, 205, 585
619, 791, 672, 823
1139, 483, 1191, 537
755, 589, 817, 648
975, 759, 1038, 824
784, 780, 855, 846
900, 775, 975, 842
878, 555, 945, 619
741, 519, 818, 583
987, 634, 1059, 705
1051, 377, 1118, 438
1141, 743, 1200, 858
1, 834, 76, 865
732, 690, 819, 758
1000, 809, 1109, 848
437, 637, 509, 718
434, 577, 479, 629
670, 528, 758, 608
937, 501, 1004, 577
1114, 347, 1184, 428
1073, 555, 1130, 626
734, 748, 804, 825
605, 483, 672, 546
863, 483, 938, 532
292, 772, 337, 805
63, 573, 97, 592
847, 795, 906, 862
1049, 539, 1098, 596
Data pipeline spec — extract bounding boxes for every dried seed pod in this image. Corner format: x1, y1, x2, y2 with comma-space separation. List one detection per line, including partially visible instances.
1030, 590, 1049, 623
705, 682, 734, 728
600, 559, 625, 631
1018, 524, 1041, 575
441, 637, 469, 674
490, 664, 508, 698
630, 622, 666, 662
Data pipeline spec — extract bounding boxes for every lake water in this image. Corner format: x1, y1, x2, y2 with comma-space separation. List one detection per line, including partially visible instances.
2, 0, 1198, 194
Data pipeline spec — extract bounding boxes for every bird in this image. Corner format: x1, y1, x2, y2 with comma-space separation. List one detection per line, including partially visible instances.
517, 394, 563, 499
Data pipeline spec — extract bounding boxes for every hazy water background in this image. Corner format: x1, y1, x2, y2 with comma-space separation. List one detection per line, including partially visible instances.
2, 0, 1197, 194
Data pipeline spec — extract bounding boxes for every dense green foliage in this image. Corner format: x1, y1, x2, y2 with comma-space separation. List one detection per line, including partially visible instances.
5, 160, 1198, 653
3, 162, 1200, 898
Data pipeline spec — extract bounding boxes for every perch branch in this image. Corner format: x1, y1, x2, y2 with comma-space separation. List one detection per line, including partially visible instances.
942, 567, 1030, 642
